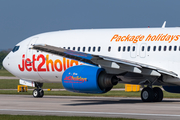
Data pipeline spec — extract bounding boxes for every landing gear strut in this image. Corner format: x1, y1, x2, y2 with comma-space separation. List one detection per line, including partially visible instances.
33, 82, 44, 98
141, 87, 163, 102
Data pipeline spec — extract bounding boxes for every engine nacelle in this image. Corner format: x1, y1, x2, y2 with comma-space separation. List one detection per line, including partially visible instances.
163, 86, 180, 93
62, 65, 118, 94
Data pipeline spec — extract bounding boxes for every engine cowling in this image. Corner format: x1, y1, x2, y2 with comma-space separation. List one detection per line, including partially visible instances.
62, 65, 118, 94
163, 86, 180, 93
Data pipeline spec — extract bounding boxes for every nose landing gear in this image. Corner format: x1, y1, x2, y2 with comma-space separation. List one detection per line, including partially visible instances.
33, 82, 44, 98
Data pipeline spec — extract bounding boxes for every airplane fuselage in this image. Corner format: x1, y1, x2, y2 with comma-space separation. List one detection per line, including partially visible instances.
3, 28, 180, 83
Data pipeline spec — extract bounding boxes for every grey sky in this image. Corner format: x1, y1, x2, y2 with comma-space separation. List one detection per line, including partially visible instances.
0, 0, 179, 50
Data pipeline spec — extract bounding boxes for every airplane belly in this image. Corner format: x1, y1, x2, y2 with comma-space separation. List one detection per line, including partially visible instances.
117, 72, 163, 85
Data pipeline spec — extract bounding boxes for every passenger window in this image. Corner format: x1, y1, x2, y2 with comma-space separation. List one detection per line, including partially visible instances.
179, 46, 180, 51
133, 46, 135, 51
169, 46, 172, 51
142, 46, 145, 51
83, 47, 85, 52
68, 47, 70, 50
88, 47, 91, 52
73, 47, 75, 51
174, 46, 177, 51
127, 46, 130, 52
93, 47, 96, 52
118, 47, 121, 52
164, 46, 166, 51
123, 46, 126, 52
63, 47, 66, 49
153, 46, 156, 51
158, 46, 161, 51
12, 46, 20, 53
108, 46, 111, 52
147, 46, 150, 51
78, 47, 80, 51
98, 47, 101, 52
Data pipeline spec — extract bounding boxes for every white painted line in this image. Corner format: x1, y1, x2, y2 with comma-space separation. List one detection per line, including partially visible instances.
0, 109, 180, 117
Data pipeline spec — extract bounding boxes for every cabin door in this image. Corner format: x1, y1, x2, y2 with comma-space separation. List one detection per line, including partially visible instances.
139, 43, 147, 58
130, 44, 137, 58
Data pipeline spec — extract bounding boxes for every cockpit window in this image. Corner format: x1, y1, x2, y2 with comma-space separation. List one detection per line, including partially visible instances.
12, 46, 20, 52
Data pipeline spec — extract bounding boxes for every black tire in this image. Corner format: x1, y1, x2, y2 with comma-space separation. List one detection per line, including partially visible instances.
141, 87, 154, 102
33, 89, 39, 98
153, 87, 163, 102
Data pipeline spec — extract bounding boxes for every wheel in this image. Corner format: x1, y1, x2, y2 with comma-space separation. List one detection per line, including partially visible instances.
33, 89, 39, 98
153, 87, 163, 102
141, 87, 154, 102
33, 89, 44, 98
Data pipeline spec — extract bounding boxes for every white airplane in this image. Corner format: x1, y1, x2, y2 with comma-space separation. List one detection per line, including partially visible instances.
3, 22, 180, 102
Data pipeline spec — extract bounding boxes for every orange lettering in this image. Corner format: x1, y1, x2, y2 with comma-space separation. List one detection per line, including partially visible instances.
160, 34, 168, 41
110, 34, 118, 41
46, 54, 54, 71
174, 35, 180, 41
121, 36, 126, 41
139, 35, 144, 41
151, 35, 157, 41
169, 35, 175, 43
116, 36, 121, 41
145, 34, 152, 41
132, 36, 138, 43
129, 36, 135, 42
165, 35, 171, 41
54, 59, 62, 72
63, 58, 66, 71
125, 34, 130, 41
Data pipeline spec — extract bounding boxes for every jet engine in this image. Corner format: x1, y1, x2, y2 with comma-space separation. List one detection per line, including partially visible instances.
62, 65, 118, 93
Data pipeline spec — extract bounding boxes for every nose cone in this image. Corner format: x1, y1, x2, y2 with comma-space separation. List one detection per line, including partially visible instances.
2, 52, 18, 77
2, 54, 10, 71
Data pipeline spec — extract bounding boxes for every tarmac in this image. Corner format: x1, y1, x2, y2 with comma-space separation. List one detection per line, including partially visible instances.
0, 76, 19, 79
0, 95, 180, 120
0, 76, 179, 120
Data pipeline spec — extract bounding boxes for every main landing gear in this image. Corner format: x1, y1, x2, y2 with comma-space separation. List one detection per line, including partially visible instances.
33, 82, 44, 98
141, 87, 163, 102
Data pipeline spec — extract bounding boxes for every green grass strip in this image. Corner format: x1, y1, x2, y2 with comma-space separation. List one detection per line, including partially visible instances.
0, 69, 14, 76
0, 90, 180, 98
0, 79, 125, 89
0, 114, 143, 120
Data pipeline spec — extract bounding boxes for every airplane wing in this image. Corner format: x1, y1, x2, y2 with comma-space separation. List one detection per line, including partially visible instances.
32, 44, 178, 78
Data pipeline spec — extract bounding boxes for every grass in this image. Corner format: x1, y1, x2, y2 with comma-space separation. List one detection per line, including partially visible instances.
1, 89, 180, 98
0, 115, 142, 120
0, 79, 19, 89
0, 69, 14, 76
0, 79, 125, 89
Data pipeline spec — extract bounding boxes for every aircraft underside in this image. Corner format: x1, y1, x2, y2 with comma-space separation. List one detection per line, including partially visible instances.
30, 71, 171, 102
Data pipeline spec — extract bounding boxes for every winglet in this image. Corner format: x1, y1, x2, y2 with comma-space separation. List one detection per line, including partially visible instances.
162, 21, 166, 28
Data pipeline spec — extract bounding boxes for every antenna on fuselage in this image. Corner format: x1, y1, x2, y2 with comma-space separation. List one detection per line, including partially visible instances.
162, 21, 166, 28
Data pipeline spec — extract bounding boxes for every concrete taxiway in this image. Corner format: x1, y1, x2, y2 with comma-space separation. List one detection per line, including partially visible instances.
0, 76, 19, 79
0, 95, 180, 120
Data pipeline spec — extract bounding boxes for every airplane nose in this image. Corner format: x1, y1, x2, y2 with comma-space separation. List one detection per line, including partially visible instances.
2, 54, 10, 71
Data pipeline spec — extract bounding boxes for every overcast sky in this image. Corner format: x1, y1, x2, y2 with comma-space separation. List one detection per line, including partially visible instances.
0, 0, 179, 50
